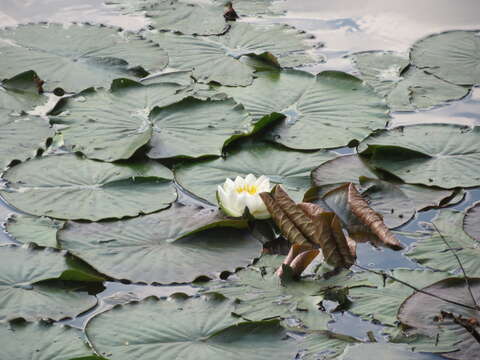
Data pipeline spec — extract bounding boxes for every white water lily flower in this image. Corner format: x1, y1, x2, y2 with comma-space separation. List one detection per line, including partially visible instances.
217, 174, 271, 219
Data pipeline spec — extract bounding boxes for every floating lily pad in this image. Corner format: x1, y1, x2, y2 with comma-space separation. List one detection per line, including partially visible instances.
358, 124, 480, 189
410, 30, 480, 86
51, 79, 264, 161
463, 202, 480, 242
212, 0, 286, 16
58, 204, 259, 284
0, 23, 168, 92
311, 154, 455, 228
86, 294, 297, 360
0, 154, 176, 221
407, 210, 480, 276
175, 141, 335, 204
0, 321, 97, 360
202, 255, 332, 329
352, 51, 469, 112
398, 277, 480, 360
347, 269, 449, 326
300, 331, 360, 360
5, 214, 64, 248
147, 22, 315, 86
222, 70, 389, 150
340, 343, 438, 360
0, 245, 100, 321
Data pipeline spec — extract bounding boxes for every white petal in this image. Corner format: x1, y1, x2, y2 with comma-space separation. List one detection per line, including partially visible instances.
234, 176, 245, 189
223, 178, 235, 192
245, 173, 256, 185
254, 175, 267, 187
217, 185, 227, 203
246, 194, 270, 219
257, 177, 271, 192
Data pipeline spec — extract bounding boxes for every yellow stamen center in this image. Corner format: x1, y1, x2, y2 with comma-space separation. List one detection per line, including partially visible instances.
235, 184, 257, 195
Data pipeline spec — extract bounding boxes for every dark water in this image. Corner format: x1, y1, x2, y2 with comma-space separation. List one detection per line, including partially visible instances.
0, 0, 479, 356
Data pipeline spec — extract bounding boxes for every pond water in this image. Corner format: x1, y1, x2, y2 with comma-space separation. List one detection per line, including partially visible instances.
0, 0, 479, 357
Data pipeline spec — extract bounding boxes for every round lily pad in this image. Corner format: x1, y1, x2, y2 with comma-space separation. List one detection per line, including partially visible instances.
222, 70, 389, 150
358, 124, 480, 189
352, 51, 469, 112
0, 23, 168, 92
146, 22, 315, 86
5, 214, 64, 248
0, 245, 99, 321
399, 277, 480, 360
58, 204, 260, 284
0, 321, 96, 360
0, 154, 176, 221
464, 202, 480, 242
175, 141, 336, 204
86, 294, 297, 360
410, 30, 480, 86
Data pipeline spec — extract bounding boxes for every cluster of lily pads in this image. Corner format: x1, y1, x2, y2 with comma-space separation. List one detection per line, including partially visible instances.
0, 0, 479, 359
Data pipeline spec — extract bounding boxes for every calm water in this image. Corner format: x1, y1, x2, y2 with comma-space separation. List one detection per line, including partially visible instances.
0, 0, 479, 355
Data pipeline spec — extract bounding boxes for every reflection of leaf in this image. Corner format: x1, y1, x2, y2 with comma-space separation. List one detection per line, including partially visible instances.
398, 277, 480, 360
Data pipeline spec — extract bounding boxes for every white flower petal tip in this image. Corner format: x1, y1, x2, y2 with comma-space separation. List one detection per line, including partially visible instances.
217, 174, 272, 219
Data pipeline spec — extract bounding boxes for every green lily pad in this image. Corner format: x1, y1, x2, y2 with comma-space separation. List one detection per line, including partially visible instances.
86, 294, 297, 360
300, 331, 360, 360
407, 210, 480, 276
5, 214, 64, 248
0, 321, 97, 360
146, 22, 315, 86
347, 269, 449, 326
464, 202, 480, 242
311, 154, 455, 228
0, 23, 168, 92
398, 277, 480, 360
175, 141, 335, 204
410, 30, 480, 86
58, 204, 260, 284
0, 244, 100, 321
339, 343, 438, 360
222, 70, 389, 150
352, 51, 469, 112
0, 154, 176, 221
202, 255, 332, 329
358, 124, 480, 189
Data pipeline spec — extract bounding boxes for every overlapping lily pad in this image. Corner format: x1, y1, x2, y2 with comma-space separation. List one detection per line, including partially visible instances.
463, 202, 480, 242
0, 321, 97, 360
175, 141, 335, 204
340, 343, 438, 360
410, 30, 480, 86
146, 22, 315, 86
51, 78, 266, 161
300, 331, 360, 360
407, 210, 480, 276
5, 214, 64, 248
358, 124, 480, 189
352, 51, 469, 111
0, 23, 168, 92
86, 294, 297, 360
222, 70, 389, 149
0, 245, 100, 321
58, 204, 260, 284
311, 154, 455, 228
0, 154, 176, 221
202, 255, 333, 329
399, 277, 480, 359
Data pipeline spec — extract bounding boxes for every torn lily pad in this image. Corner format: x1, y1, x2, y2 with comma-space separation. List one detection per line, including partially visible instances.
86, 294, 296, 360
352, 51, 469, 112
146, 22, 315, 86
5, 214, 64, 248
311, 154, 456, 228
0, 244, 100, 321
222, 70, 389, 150
410, 30, 480, 86
358, 124, 480, 189
175, 140, 335, 204
0, 321, 97, 360
407, 210, 480, 276
0, 23, 168, 92
58, 204, 260, 284
0, 154, 176, 221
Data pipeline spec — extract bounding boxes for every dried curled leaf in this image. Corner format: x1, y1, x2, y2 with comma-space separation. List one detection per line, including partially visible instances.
347, 183, 403, 250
